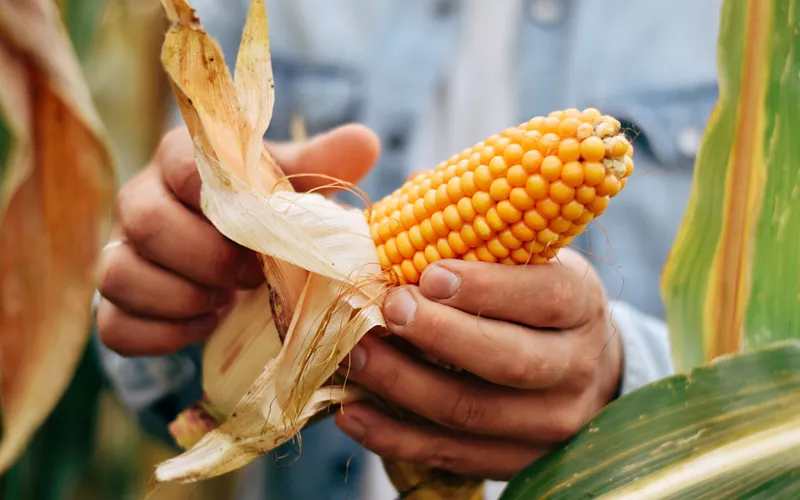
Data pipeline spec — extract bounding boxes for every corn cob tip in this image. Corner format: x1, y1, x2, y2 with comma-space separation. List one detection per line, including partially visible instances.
367, 108, 635, 285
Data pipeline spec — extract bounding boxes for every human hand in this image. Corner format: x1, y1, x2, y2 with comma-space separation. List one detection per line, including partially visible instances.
97, 124, 380, 356
334, 249, 622, 480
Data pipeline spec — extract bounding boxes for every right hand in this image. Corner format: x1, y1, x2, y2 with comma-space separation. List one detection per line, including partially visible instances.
97, 124, 380, 357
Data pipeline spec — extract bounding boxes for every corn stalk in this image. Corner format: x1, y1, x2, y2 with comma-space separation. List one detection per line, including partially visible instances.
500, 0, 800, 497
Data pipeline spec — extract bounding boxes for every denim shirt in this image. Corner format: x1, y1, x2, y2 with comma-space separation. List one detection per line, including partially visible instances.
93, 1, 722, 498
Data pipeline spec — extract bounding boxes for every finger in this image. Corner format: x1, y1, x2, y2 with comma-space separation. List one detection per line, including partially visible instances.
417, 249, 605, 329
96, 298, 219, 356
335, 403, 545, 481
338, 335, 590, 444
382, 286, 577, 389
269, 123, 380, 194
158, 124, 380, 209
97, 241, 233, 319
117, 169, 264, 288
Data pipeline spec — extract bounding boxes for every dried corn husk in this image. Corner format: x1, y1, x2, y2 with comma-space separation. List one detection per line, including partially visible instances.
0, 0, 115, 473
149, 0, 386, 488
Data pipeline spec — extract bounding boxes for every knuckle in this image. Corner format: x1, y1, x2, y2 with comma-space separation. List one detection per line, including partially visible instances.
440, 388, 484, 430
547, 276, 574, 322
96, 252, 127, 301
423, 441, 463, 473
503, 351, 542, 388
95, 302, 126, 353
119, 194, 165, 250
548, 406, 587, 443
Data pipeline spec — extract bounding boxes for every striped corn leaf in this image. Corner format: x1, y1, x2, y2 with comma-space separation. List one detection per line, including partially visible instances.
501, 0, 800, 497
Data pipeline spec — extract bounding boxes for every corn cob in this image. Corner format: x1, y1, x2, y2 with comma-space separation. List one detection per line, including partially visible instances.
367, 108, 634, 284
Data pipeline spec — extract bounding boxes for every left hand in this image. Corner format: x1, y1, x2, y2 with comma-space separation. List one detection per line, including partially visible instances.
334, 248, 623, 480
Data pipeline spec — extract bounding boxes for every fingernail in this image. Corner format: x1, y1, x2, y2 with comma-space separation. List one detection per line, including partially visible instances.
420, 265, 460, 300
338, 344, 367, 372
339, 414, 365, 441
383, 288, 417, 326
237, 258, 264, 288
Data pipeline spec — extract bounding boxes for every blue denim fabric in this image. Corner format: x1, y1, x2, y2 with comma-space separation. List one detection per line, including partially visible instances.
94, 1, 723, 498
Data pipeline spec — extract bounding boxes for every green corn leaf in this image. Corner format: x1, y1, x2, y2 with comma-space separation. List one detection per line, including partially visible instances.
661, 0, 800, 371
499, 341, 800, 500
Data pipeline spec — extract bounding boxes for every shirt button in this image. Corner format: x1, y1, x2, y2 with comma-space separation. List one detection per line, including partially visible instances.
676, 126, 702, 157
528, 0, 565, 26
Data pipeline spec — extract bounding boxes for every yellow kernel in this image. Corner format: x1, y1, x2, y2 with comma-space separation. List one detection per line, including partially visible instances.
497, 200, 522, 223
523, 240, 545, 254
542, 246, 559, 259
396, 232, 415, 258
472, 191, 493, 214
502, 127, 525, 142
537, 228, 559, 246
564, 224, 587, 237
510, 187, 535, 211
498, 229, 523, 250
487, 238, 511, 259
447, 176, 464, 201
485, 134, 501, 146
581, 108, 601, 121
526, 174, 550, 200
480, 146, 496, 164
413, 198, 428, 221
587, 195, 610, 214
521, 150, 543, 172
624, 155, 634, 176
437, 239, 456, 259
596, 174, 621, 197
463, 250, 480, 261
540, 156, 563, 181
576, 185, 596, 204
580, 136, 606, 162
532, 255, 549, 264
475, 165, 493, 190
473, 216, 494, 240
583, 161, 606, 186
431, 211, 449, 236
424, 189, 438, 214
576, 123, 594, 141
527, 116, 545, 132
391, 264, 406, 284
448, 231, 469, 254
443, 205, 464, 230
576, 210, 594, 225
536, 198, 561, 219
436, 184, 451, 210
550, 180, 575, 204
511, 247, 533, 264
558, 117, 581, 138
558, 138, 581, 163
456, 159, 470, 175
500, 257, 516, 265
522, 130, 542, 151
511, 220, 536, 241
523, 209, 548, 231
486, 207, 506, 231
490, 178, 512, 200
620, 178, 628, 189
543, 117, 560, 134
489, 156, 508, 177
564, 108, 581, 119
461, 224, 482, 247
538, 133, 560, 156
457, 197, 476, 222
507, 164, 528, 187
469, 152, 482, 170
475, 245, 498, 263
503, 143, 525, 165
370, 223, 380, 243
431, 170, 445, 187
408, 225, 426, 250
385, 238, 402, 263
561, 200, 585, 221
400, 260, 420, 283
609, 137, 629, 158
420, 219, 437, 243
494, 137, 511, 155
400, 204, 417, 229
424, 244, 442, 263
561, 161, 585, 187
377, 245, 391, 268
550, 217, 571, 233
407, 185, 421, 203
444, 164, 458, 181
461, 171, 478, 196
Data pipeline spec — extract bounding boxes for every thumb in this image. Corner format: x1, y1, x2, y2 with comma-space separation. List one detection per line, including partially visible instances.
267, 123, 381, 195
